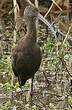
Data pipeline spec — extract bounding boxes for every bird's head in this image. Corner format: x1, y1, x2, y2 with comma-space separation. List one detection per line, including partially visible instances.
24, 6, 39, 20
24, 6, 57, 38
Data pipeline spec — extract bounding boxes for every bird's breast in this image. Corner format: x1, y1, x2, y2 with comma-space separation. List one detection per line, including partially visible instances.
16, 44, 41, 73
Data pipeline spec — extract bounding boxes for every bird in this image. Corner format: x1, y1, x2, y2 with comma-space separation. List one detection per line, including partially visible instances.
11, 6, 56, 89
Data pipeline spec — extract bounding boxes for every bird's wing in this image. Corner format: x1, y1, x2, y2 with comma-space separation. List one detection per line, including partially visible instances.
11, 46, 18, 76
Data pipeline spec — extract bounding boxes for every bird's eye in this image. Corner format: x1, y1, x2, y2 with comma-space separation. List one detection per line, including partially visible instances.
33, 10, 36, 14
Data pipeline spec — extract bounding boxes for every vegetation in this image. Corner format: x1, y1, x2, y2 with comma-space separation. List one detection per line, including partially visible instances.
0, 0, 72, 109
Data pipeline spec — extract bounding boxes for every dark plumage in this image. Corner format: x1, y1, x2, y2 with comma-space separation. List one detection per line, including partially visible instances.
11, 6, 41, 86
12, 38, 41, 86
11, 6, 56, 87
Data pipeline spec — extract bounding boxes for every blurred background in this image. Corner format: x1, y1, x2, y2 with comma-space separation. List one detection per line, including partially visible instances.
0, 0, 72, 109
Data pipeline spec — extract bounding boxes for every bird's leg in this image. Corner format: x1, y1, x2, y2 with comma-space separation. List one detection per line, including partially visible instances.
26, 77, 34, 107
30, 77, 34, 107
19, 86, 23, 100
18, 77, 23, 101
30, 77, 33, 97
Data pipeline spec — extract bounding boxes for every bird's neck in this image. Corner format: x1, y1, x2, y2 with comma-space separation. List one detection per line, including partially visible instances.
27, 19, 36, 42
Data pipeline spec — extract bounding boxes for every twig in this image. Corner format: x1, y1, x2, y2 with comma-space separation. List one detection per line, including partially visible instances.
58, 29, 66, 37
35, 0, 39, 28
26, 0, 34, 6
62, 24, 72, 52
35, 0, 38, 8
51, 0, 63, 12
51, 13, 62, 25
58, 24, 72, 77
63, 24, 72, 45
44, 3, 54, 18
59, 57, 72, 77
52, 14, 68, 30
13, 0, 18, 44
43, 72, 50, 85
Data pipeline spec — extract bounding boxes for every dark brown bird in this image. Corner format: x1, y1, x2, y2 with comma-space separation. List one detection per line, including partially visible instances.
11, 6, 56, 87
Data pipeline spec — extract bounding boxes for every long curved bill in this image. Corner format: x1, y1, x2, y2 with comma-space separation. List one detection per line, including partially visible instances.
37, 13, 57, 38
